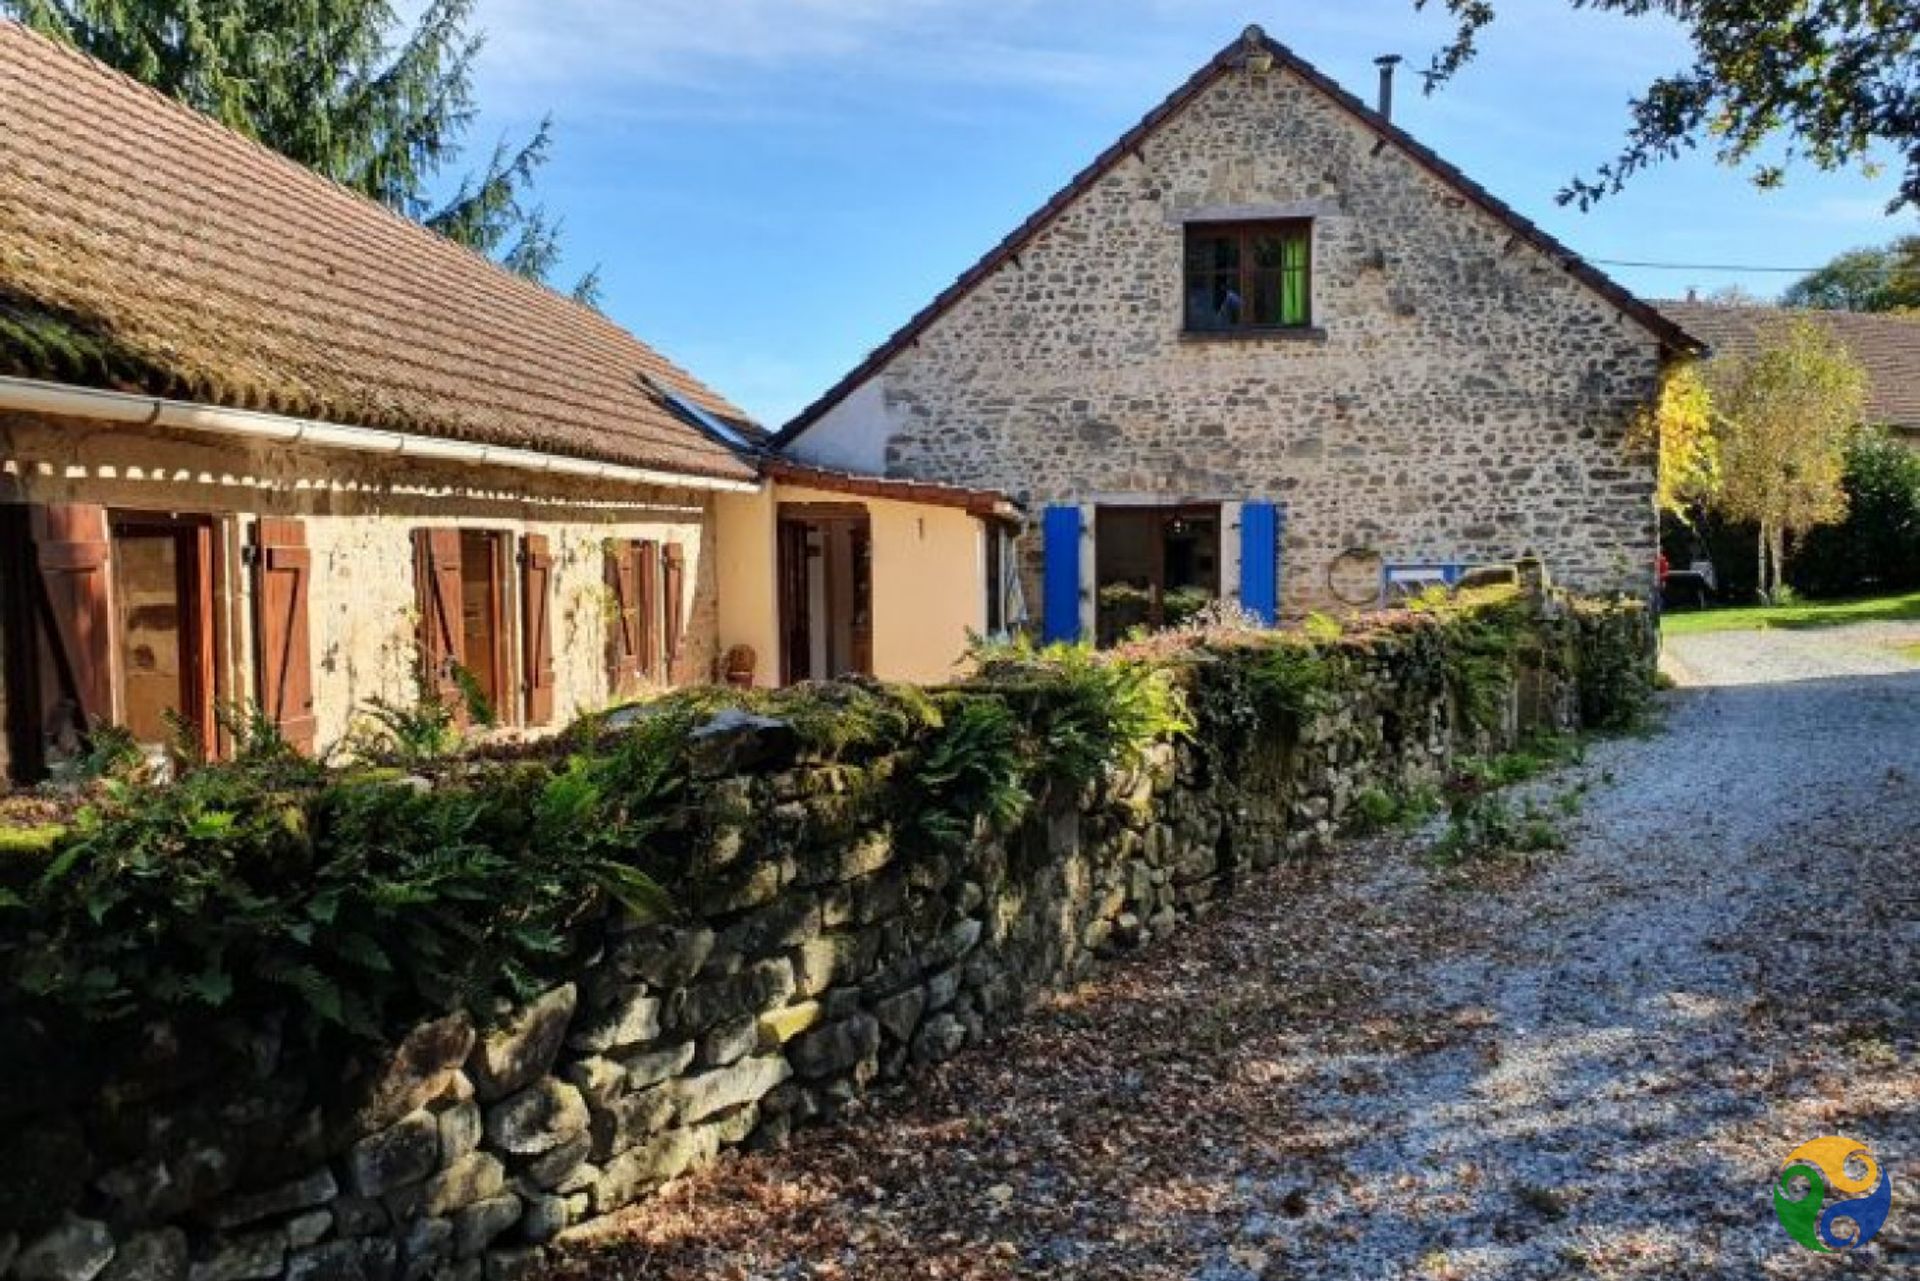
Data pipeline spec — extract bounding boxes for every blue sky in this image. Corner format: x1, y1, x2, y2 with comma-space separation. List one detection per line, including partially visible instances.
459, 1, 1917, 426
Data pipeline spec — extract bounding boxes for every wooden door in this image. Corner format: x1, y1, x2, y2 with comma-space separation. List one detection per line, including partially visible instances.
777, 519, 811, 685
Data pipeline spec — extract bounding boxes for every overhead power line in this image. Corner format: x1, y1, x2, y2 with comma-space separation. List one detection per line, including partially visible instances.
1590, 257, 1901, 275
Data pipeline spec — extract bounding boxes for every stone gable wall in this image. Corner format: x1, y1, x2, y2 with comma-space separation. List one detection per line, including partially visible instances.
0, 596, 1652, 1281
792, 68, 1665, 614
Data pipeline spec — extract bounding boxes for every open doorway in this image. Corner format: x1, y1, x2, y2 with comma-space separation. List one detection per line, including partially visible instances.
110, 513, 217, 756
1095, 505, 1220, 645
778, 504, 872, 684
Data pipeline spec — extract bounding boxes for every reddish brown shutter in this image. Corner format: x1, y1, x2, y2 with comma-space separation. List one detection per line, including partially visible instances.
605, 541, 640, 697
662, 542, 686, 684
636, 539, 659, 681
520, 534, 555, 726
412, 528, 466, 720
252, 518, 316, 752
30, 504, 114, 732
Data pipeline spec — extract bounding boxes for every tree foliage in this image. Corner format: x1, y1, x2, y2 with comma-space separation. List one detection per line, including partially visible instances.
6, 0, 598, 296
1790, 429, 1920, 597
1420, 1, 1920, 211
1705, 317, 1869, 598
1632, 359, 1719, 519
1783, 235, 1920, 312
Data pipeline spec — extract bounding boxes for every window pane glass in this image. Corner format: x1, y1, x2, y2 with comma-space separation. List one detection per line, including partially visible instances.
1250, 234, 1289, 269
1186, 271, 1242, 330
1248, 270, 1283, 327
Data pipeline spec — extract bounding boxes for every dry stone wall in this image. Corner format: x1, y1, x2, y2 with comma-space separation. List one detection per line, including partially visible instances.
0, 596, 1653, 1281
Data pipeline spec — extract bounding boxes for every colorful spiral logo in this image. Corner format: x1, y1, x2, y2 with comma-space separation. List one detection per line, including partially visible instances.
1774, 1137, 1893, 1252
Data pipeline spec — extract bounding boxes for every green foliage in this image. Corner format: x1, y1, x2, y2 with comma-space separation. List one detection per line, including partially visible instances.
5, 0, 596, 291
71, 723, 147, 783
354, 690, 462, 767
1247, 640, 1336, 724
1573, 597, 1655, 730
973, 642, 1191, 790
1433, 595, 1529, 735
913, 695, 1031, 847
1302, 612, 1344, 643
1350, 784, 1440, 834
3, 726, 678, 1043
1784, 236, 1920, 312
1425, 1, 1920, 211
1791, 430, 1920, 599
0, 589, 1650, 1054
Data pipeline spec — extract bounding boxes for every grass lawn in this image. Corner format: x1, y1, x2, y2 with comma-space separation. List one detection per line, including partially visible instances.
1661, 589, 1920, 636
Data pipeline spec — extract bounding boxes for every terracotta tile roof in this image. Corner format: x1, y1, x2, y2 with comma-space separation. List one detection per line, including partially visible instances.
777, 24, 1702, 445
0, 20, 757, 482
1655, 301, 1920, 433
763, 459, 1021, 519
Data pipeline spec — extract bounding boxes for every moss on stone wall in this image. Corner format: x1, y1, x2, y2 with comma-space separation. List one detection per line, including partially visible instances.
0, 588, 1652, 1278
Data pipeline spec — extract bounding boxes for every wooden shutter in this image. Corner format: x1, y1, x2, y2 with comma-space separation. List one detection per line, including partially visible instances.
412, 528, 466, 719
1238, 502, 1280, 627
252, 518, 317, 752
30, 504, 114, 732
605, 540, 640, 697
636, 540, 659, 681
520, 534, 555, 726
661, 543, 685, 684
1041, 505, 1082, 644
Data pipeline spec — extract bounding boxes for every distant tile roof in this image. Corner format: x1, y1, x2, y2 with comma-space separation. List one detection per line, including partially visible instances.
0, 20, 757, 482
1655, 301, 1920, 433
778, 24, 1702, 445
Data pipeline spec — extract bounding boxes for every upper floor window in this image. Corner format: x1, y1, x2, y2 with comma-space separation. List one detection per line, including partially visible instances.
1183, 220, 1311, 333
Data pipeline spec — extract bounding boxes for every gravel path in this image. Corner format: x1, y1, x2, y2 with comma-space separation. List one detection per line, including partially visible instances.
556, 624, 1919, 1280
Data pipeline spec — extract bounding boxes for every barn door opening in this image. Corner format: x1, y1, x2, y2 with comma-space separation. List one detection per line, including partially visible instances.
777, 504, 872, 685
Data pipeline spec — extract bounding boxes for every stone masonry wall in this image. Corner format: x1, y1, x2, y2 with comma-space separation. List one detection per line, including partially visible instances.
0, 596, 1653, 1281
0, 410, 721, 759
791, 64, 1666, 614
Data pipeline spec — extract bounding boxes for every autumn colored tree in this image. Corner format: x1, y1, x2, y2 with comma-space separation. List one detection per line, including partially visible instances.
1633, 361, 1718, 521
1705, 319, 1869, 600
1420, 1, 1920, 211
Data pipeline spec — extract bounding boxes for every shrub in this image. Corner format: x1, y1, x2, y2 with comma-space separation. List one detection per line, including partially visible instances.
1791, 429, 1920, 598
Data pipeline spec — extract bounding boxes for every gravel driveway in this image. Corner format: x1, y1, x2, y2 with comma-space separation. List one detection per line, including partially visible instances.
556, 623, 1919, 1280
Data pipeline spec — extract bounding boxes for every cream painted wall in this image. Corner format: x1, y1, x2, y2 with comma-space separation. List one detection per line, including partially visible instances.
1, 410, 720, 758
716, 482, 985, 688
713, 488, 781, 688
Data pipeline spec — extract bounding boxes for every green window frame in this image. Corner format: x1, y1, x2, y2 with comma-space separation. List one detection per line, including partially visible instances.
1183, 220, 1312, 333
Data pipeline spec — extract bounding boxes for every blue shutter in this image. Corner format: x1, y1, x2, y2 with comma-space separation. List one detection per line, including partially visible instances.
1239, 502, 1280, 626
1042, 505, 1082, 644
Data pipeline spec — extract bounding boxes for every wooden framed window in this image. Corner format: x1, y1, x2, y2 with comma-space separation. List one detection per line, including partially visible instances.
1183, 220, 1312, 333
606, 539, 660, 697
413, 527, 512, 727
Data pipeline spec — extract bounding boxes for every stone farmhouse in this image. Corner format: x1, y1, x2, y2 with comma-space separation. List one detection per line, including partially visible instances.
0, 18, 1707, 784
0, 21, 1013, 784
1657, 300, 1920, 451
777, 26, 1705, 641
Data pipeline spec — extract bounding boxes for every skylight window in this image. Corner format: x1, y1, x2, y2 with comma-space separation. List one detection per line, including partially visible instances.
642, 373, 757, 449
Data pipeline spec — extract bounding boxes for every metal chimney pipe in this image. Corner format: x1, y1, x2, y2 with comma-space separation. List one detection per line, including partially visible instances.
1375, 54, 1403, 121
